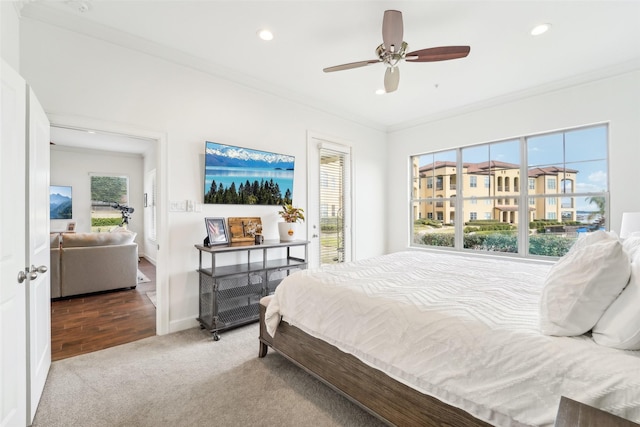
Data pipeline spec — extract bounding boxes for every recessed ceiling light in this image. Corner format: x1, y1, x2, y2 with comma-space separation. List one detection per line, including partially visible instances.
87, 130, 96, 134
375, 89, 386, 95
531, 23, 551, 36
257, 29, 274, 41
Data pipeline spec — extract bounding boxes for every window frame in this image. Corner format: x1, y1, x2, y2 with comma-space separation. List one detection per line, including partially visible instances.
409, 123, 609, 259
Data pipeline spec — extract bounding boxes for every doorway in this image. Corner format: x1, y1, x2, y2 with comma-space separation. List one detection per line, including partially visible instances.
48, 123, 166, 358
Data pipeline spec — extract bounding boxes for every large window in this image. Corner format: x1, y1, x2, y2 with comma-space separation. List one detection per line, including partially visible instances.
410, 124, 608, 258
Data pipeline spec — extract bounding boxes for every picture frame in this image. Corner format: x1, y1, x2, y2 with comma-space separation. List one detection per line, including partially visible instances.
204, 217, 229, 246
203, 141, 295, 205
50, 185, 73, 219
66, 221, 76, 232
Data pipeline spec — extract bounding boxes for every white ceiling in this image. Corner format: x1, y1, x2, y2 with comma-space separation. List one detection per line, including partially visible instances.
21, 0, 640, 150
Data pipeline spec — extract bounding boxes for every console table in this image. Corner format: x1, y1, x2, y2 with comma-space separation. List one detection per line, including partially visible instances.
195, 240, 308, 340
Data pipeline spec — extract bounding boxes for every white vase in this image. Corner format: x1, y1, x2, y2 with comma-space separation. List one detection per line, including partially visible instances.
278, 222, 298, 241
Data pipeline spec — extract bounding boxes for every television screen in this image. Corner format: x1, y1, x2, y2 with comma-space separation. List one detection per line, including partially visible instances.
50, 185, 73, 219
204, 141, 295, 205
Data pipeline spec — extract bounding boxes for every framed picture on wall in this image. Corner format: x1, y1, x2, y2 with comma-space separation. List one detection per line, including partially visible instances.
204, 217, 229, 246
50, 185, 72, 219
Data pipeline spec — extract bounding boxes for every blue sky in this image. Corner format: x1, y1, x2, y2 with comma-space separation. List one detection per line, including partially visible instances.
50, 185, 72, 198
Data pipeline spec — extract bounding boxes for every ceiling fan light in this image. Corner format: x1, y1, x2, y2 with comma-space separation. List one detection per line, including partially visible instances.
375, 89, 385, 95
257, 29, 274, 41
531, 23, 551, 36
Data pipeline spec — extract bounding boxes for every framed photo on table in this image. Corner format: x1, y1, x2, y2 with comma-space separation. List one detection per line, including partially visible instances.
204, 217, 229, 246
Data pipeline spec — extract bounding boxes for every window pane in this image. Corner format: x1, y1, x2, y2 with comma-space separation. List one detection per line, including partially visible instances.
462, 145, 490, 197
565, 126, 607, 163
90, 175, 129, 232
528, 195, 605, 257
414, 151, 456, 201
463, 201, 519, 253
320, 150, 346, 265
528, 133, 563, 166
570, 159, 608, 193
412, 200, 454, 248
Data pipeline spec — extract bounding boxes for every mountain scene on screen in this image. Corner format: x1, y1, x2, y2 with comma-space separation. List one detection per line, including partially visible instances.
205, 142, 294, 170
50, 191, 72, 219
204, 142, 295, 205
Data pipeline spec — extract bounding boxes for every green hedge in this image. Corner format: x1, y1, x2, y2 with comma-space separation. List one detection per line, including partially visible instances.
418, 232, 575, 257
464, 223, 515, 233
414, 219, 443, 228
91, 217, 121, 227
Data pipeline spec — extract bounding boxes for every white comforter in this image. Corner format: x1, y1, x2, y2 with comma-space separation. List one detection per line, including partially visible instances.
265, 251, 640, 427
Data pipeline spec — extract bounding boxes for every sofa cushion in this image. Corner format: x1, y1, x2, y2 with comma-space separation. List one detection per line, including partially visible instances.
50, 233, 61, 248
61, 231, 136, 248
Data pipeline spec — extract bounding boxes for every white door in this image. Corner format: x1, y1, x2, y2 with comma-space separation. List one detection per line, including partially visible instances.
306, 133, 353, 268
26, 87, 51, 423
1, 60, 28, 427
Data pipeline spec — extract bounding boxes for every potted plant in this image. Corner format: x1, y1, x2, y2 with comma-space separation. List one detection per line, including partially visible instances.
278, 204, 305, 241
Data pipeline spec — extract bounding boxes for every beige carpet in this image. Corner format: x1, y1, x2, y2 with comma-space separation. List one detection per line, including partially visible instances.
32, 324, 385, 427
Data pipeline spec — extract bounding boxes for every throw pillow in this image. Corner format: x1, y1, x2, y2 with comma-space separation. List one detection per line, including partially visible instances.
592, 252, 640, 350
622, 232, 640, 259
62, 231, 137, 247
539, 232, 630, 336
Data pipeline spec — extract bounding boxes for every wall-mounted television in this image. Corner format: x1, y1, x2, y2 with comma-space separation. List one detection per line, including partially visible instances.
50, 185, 73, 219
204, 141, 295, 205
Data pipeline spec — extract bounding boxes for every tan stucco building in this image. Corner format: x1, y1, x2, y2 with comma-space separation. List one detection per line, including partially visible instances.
412, 160, 577, 224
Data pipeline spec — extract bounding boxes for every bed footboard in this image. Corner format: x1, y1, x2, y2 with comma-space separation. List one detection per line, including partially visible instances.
258, 296, 491, 426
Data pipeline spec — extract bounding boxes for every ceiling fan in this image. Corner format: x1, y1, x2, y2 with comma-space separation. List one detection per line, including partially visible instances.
323, 10, 470, 93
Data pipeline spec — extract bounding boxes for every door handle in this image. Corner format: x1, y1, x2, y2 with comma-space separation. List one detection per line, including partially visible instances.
29, 264, 48, 280
18, 270, 27, 284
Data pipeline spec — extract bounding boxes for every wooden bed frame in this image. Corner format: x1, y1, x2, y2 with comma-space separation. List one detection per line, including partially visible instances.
258, 301, 640, 426
258, 300, 491, 426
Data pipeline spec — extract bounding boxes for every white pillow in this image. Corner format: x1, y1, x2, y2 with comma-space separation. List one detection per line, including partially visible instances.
622, 232, 640, 259
592, 252, 640, 350
540, 232, 630, 336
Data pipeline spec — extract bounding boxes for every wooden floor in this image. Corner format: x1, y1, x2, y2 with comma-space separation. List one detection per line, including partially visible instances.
51, 258, 156, 361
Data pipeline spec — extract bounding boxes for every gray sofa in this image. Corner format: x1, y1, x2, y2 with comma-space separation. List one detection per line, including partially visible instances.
50, 231, 138, 298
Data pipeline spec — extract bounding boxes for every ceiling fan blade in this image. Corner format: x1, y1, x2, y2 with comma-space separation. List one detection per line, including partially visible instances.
323, 59, 380, 73
382, 10, 403, 53
384, 67, 400, 93
405, 46, 471, 62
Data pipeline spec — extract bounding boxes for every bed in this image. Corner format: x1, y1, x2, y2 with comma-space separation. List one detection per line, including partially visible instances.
259, 246, 640, 426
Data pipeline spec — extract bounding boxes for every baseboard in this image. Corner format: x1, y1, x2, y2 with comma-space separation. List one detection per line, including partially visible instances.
169, 317, 199, 334
141, 254, 156, 265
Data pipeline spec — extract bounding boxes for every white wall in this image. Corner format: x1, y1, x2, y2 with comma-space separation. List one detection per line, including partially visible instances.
386, 70, 640, 253
50, 146, 145, 249
20, 19, 387, 333
1, 2, 20, 71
